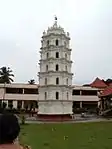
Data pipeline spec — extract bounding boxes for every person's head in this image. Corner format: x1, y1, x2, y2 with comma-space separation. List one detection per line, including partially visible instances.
0, 113, 20, 144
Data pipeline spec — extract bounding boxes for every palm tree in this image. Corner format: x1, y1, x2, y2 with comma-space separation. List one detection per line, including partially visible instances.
28, 79, 35, 85
0, 67, 14, 83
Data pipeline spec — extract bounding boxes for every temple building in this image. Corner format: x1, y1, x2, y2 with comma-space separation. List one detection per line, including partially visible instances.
98, 86, 112, 116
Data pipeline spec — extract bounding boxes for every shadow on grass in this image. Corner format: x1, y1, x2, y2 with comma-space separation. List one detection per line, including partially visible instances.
20, 123, 30, 126
43, 142, 50, 146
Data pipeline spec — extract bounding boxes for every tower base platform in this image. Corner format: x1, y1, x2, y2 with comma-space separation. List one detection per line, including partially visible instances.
37, 101, 73, 121
37, 114, 72, 121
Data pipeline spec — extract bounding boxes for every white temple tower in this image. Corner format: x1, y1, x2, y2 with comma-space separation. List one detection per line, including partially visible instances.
38, 18, 73, 120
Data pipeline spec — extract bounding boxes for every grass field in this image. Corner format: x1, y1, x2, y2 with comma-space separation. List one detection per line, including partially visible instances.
20, 122, 112, 149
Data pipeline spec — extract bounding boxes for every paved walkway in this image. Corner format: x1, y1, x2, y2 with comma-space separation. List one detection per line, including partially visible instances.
25, 118, 112, 124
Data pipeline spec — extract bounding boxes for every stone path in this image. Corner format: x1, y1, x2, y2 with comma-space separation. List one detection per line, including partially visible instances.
25, 118, 112, 124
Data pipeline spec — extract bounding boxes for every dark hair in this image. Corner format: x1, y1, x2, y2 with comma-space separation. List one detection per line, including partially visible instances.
0, 114, 20, 144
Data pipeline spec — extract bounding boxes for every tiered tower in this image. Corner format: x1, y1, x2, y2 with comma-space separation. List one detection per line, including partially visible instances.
38, 17, 73, 120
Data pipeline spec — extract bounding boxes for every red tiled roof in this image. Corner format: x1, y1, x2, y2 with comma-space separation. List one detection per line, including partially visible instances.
100, 87, 112, 97
108, 83, 112, 86
90, 77, 107, 88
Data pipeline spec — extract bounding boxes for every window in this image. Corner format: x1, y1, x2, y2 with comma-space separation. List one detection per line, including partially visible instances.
56, 92, 59, 99
65, 65, 67, 71
65, 53, 67, 59
45, 78, 47, 85
67, 92, 69, 100
45, 92, 47, 100
56, 77, 59, 85
81, 90, 97, 96
56, 39, 59, 46
72, 90, 80, 95
56, 52, 59, 58
6, 88, 23, 94
24, 89, 38, 94
46, 52, 49, 58
66, 78, 68, 85
46, 65, 48, 71
47, 40, 49, 46
56, 64, 59, 71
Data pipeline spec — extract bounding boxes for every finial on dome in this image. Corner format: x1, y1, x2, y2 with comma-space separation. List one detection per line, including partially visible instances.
53, 15, 58, 27
54, 15, 57, 21
43, 30, 46, 35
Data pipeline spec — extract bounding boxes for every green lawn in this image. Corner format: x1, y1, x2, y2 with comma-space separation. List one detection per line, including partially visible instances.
20, 122, 112, 149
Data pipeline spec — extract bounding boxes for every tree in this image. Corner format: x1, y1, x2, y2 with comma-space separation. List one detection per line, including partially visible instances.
105, 79, 112, 85
0, 102, 7, 113
2, 102, 7, 109
24, 104, 28, 111
17, 104, 21, 111
0, 101, 2, 112
0, 67, 14, 83
9, 103, 13, 110
29, 102, 33, 111
28, 79, 35, 85
21, 115, 25, 125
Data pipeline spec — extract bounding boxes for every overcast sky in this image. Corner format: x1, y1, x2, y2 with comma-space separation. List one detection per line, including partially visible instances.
0, 0, 112, 85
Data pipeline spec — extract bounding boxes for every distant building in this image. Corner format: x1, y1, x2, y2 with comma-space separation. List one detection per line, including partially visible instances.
98, 86, 112, 116
0, 83, 38, 109
0, 82, 102, 111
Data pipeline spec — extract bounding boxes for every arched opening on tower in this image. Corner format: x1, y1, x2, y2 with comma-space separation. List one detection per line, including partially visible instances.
46, 65, 48, 71
56, 92, 59, 100
56, 64, 59, 71
67, 92, 69, 100
64, 41, 66, 46
45, 78, 47, 85
56, 77, 59, 85
46, 52, 49, 58
56, 52, 59, 58
45, 92, 47, 100
66, 78, 68, 85
55, 39, 59, 46
65, 65, 67, 71
47, 40, 49, 46
65, 53, 67, 59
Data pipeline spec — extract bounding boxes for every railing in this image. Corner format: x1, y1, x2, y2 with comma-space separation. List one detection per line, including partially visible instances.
5, 93, 38, 100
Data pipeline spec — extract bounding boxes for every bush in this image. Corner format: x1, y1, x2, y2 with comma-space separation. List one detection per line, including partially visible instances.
21, 115, 25, 125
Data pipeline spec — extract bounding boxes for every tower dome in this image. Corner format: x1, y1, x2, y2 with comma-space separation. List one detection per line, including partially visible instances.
42, 17, 70, 48
43, 17, 69, 36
